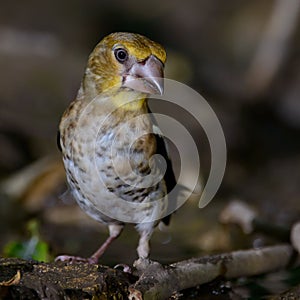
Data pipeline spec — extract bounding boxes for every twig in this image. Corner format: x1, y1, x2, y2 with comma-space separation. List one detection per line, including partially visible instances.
291, 222, 300, 254
129, 244, 294, 300
220, 199, 290, 241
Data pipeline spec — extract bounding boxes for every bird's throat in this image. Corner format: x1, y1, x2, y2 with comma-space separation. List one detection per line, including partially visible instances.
110, 90, 147, 111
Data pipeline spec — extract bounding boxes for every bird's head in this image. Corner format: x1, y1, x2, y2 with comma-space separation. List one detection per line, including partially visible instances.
82, 32, 166, 104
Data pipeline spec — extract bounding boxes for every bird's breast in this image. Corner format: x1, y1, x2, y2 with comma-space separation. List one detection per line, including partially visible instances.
62, 102, 166, 204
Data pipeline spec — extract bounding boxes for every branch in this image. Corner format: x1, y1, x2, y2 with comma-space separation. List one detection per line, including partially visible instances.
0, 244, 295, 299
269, 284, 300, 300
0, 258, 135, 299
129, 244, 294, 300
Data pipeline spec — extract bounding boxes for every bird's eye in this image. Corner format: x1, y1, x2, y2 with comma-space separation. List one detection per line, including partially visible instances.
114, 48, 128, 63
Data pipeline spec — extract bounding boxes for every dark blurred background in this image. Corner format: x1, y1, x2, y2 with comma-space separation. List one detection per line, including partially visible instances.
1, 0, 300, 278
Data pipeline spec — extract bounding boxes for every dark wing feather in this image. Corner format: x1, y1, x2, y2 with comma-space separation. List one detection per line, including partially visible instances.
148, 105, 177, 226
154, 132, 177, 225
57, 130, 62, 152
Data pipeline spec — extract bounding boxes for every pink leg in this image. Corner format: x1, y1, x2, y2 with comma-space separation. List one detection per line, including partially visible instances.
55, 224, 123, 264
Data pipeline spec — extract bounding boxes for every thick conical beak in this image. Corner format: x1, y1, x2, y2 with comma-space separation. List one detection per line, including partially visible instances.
123, 55, 164, 95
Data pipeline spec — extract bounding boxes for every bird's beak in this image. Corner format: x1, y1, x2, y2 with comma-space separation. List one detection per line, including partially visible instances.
123, 55, 164, 95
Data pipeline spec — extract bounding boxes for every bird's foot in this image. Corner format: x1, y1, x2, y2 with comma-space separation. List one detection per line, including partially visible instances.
114, 263, 132, 273
55, 255, 98, 264
133, 258, 164, 275
133, 257, 152, 269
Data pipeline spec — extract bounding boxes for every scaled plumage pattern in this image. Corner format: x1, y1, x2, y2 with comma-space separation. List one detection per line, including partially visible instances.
56, 32, 176, 263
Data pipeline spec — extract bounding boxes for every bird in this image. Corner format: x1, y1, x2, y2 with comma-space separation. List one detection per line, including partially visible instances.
56, 32, 176, 264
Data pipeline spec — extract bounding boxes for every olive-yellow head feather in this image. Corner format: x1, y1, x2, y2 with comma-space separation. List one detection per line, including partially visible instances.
82, 32, 166, 99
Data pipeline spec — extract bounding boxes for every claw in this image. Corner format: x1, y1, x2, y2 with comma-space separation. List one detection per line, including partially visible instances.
55, 255, 98, 264
114, 263, 132, 273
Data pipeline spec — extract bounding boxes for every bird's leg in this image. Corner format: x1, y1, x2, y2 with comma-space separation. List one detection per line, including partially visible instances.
136, 225, 154, 259
89, 224, 123, 263
55, 224, 123, 264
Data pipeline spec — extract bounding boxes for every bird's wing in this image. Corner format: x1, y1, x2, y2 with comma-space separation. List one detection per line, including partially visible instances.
57, 130, 62, 152
150, 108, 177, 226
153, 127, 177, 225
